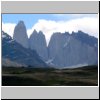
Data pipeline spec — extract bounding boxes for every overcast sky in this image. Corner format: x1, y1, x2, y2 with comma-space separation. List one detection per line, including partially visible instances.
2, 14, 98, 45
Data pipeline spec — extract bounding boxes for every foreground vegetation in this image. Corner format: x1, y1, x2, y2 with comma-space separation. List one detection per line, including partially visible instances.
2, 65, 98, 86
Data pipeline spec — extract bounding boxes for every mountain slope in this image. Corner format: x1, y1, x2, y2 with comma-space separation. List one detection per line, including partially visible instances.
2, 58, 25, 67
2, 31, 47, 67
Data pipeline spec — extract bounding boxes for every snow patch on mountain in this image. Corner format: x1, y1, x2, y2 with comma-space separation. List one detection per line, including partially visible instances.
63, 37, 71, 48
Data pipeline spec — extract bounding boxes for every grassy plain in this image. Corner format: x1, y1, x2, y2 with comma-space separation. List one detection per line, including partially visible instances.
2, 65, 98, 86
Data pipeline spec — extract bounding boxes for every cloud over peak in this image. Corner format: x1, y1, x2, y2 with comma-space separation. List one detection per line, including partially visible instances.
27, 17, 98, 44
2, 22, 16, 37
2, 16, 98, 45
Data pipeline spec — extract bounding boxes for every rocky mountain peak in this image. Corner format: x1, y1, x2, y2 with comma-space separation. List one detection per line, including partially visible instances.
29, 30, 48, 61
13, 21, 29, 48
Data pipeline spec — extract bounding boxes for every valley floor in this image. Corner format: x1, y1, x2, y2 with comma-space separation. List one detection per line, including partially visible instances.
2, 65, 98, 86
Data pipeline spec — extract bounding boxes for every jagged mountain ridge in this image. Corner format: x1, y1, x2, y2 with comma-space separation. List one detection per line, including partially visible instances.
2, 20, 98, 68
29, 30, 48, 61
48, 31, 98, 68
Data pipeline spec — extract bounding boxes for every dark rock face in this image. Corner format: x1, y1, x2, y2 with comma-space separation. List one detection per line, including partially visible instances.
29, 30, 48, 61
48, 31, 98, 68
13, 21, 29, 48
